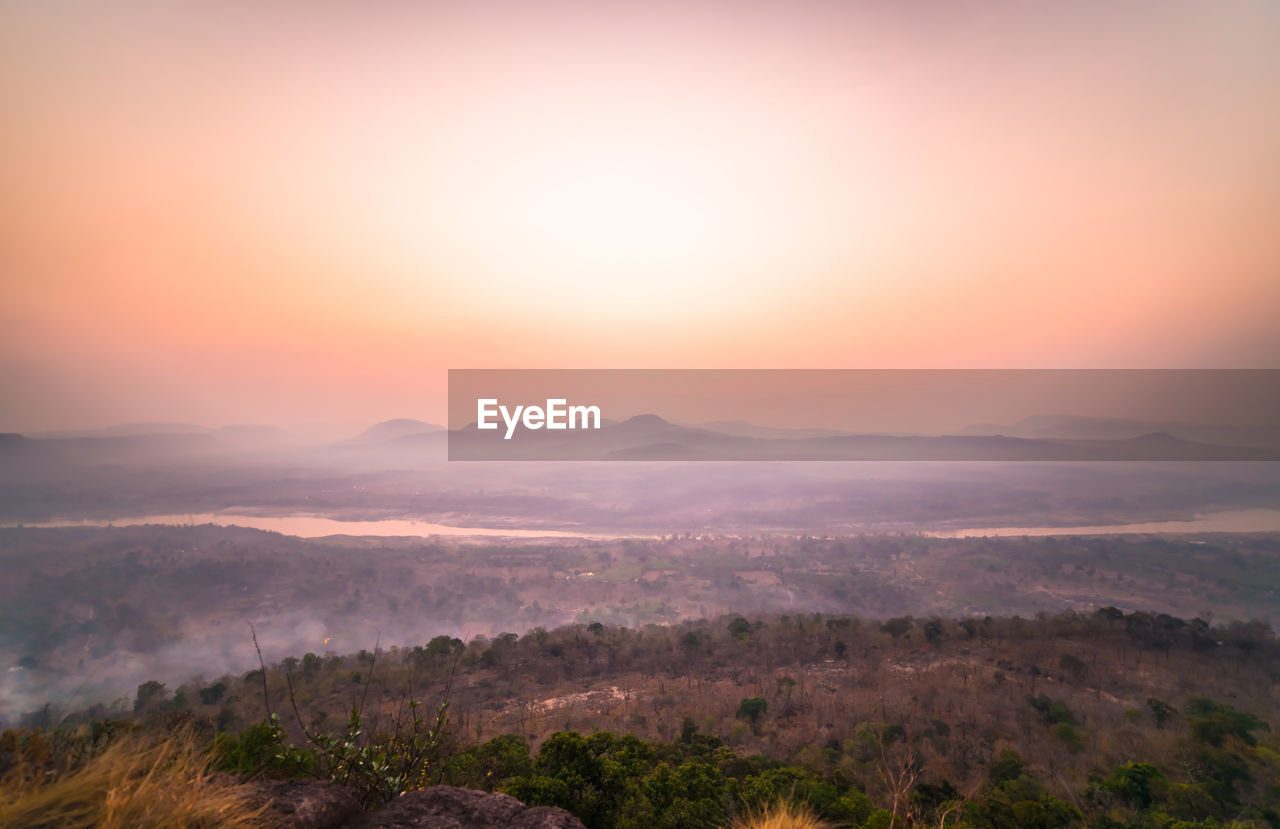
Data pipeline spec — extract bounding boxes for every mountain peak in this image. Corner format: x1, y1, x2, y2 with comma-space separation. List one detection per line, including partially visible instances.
356, 418, 445, 442
619, 414, 671, 428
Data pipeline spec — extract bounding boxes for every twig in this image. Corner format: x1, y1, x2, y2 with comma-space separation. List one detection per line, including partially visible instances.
282, 663, 349, 780
358, 631, 381, 719
248, 622, 272, 720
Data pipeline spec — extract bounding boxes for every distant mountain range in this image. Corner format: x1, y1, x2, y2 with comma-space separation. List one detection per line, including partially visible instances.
687, 420, 851, 440
20, 418, 443, 445
30, 422, 213, 439
958, 413, 1280, 448
348, 418, 446, 443
449, 414, 1280, 461
4, 415, 1277, 464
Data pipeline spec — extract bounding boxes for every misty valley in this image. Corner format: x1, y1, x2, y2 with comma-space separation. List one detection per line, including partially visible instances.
3, 523, 1279, 724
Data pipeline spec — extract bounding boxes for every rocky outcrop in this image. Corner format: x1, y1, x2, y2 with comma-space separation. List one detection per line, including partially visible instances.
249, 778, 362, 829
245, 780, 585, 829
344, 785, 586, 829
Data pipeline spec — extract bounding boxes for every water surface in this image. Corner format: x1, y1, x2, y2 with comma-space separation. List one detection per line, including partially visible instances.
4, 512, 628, 539
7, 508, 1279, 539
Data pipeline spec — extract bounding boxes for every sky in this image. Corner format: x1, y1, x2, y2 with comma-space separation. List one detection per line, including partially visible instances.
3, 0, 1279, 432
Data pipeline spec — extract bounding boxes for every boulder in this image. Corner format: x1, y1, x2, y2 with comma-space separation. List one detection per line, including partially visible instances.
345, 785, 585, 829
248, 778, 362, 829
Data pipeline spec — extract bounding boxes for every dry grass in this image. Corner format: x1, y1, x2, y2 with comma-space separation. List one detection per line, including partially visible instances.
0, 728, 277, 829
731, 800, 833, 829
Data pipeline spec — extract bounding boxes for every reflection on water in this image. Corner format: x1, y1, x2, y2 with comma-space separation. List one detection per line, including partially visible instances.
5, 508, 1279, 539
924, 508, 1280, 538
4, 512, 629, 539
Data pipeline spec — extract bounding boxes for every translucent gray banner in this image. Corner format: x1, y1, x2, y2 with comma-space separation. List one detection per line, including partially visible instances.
447, 370, 1280, 461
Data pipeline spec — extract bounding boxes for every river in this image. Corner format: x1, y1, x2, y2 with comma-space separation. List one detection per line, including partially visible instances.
6, 508, 1279, 539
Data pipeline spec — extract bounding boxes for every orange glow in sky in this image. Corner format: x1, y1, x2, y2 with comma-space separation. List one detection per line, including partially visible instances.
2, 1, 1279, 430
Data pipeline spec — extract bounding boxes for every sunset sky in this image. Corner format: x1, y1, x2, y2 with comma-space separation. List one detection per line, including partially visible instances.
3, 1, 1279, 432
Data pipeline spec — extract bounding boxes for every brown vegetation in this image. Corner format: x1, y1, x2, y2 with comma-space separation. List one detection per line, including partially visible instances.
0, 726, 275, 828
731, 801, 831, 829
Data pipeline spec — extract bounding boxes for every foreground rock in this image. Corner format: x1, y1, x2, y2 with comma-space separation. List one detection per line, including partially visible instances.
344, 785, 586, 829
249, 778, 362, 829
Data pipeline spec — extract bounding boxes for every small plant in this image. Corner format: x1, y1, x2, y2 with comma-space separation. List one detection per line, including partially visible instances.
276, 631, 460, 808
213, 714, 315, 778
304, 701, 452, 807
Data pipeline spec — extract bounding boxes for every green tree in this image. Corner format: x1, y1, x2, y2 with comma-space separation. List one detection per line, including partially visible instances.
1146, 697, 1175, 728
1057, 653, 1086, 683
628, 761, 726, 829
134, 680, 166, 713
880, 617, 913, 640
1101, 762, 1166, 810
448, 734, 534, 791
735, 697, 768, 735
988, 750, 1027, 786
197, 681, 226, 706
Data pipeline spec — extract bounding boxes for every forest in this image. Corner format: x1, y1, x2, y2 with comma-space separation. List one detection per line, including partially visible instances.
6, 608, 1277, 828
5, 524, 1278, 724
